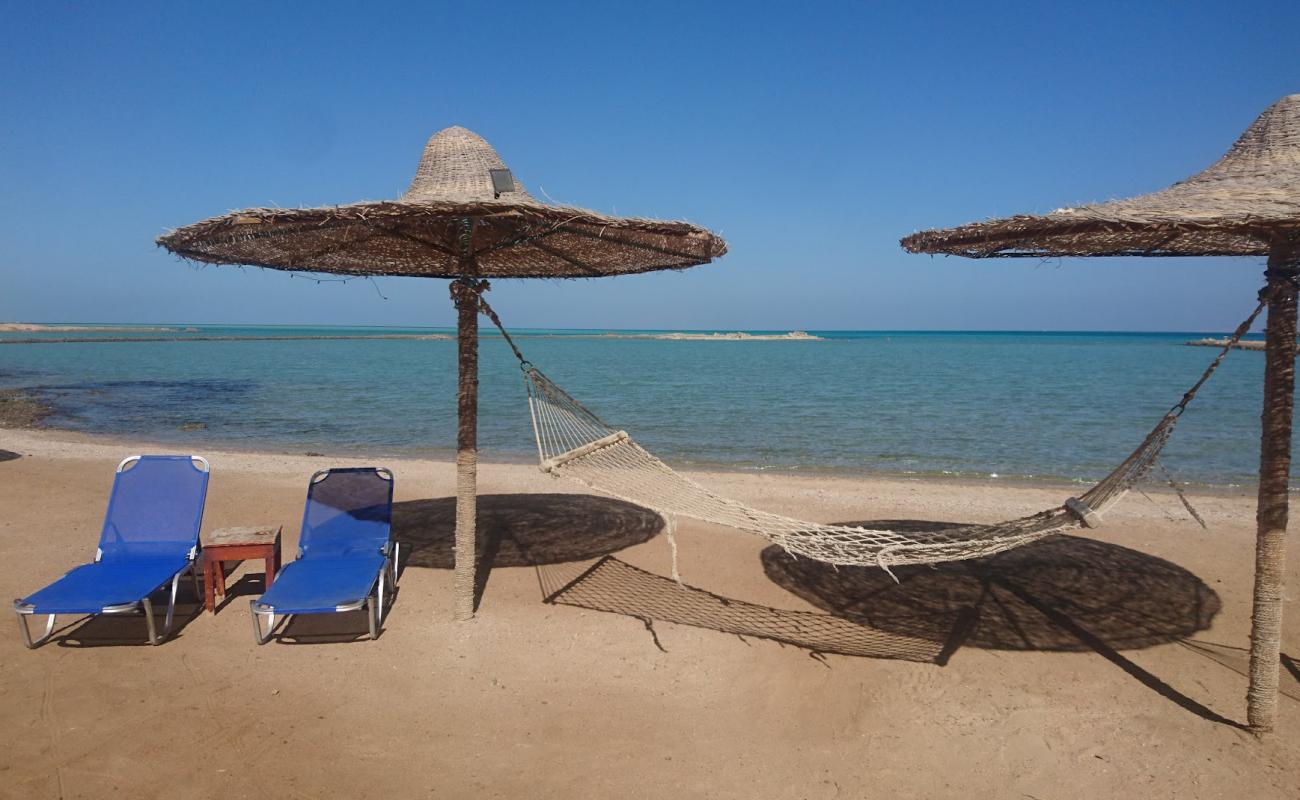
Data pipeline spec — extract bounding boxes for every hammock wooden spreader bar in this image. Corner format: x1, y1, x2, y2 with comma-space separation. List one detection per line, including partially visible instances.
476, 293, 1265, 573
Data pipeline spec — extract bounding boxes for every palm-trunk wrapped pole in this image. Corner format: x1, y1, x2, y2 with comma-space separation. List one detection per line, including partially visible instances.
452, 277, 482, 620
903, 94, 1300, 732
1249, 245, 1299, 730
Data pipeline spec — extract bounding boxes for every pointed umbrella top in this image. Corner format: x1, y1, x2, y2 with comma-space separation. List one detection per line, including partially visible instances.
901, 94, 1300, 258
402, 126, 537, 204
158, 126, 726, 278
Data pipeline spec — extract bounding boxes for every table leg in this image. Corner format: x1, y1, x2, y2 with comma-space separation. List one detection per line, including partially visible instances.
265, 547, 278, 588
204, 558, 216, 614
215, 560, 227, 600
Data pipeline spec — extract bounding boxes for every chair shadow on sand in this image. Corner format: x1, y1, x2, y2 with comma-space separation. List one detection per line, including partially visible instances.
52, 579, 206, 647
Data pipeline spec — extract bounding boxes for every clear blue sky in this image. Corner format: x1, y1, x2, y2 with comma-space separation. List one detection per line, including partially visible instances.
2, 1, 1297, 331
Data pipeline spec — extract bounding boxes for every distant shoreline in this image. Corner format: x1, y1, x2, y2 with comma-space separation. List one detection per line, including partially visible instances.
1185, 337, 1269, 351
0, 333, 453, 345
0, 322, 1273, 337
0, 322, 190, 333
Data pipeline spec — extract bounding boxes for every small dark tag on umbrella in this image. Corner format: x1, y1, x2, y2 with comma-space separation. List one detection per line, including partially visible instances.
489, 168, 515, 197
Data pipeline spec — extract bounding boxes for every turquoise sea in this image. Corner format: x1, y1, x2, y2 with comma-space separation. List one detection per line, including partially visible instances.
0, 325, 1281, 487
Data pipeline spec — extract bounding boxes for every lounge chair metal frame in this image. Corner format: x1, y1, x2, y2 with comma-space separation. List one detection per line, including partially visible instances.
249, 467, 397, 644
248, 544, 398, 644
13, 455, 209, 648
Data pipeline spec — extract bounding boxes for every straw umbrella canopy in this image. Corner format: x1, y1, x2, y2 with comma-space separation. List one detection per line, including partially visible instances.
901, 93, 1300, 733
158, 126, 727, 621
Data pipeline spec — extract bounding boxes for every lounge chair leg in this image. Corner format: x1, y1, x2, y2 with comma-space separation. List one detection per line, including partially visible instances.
15, 611, 55, 649
380, 545, 399, 624
249, 602, 262, 644
367, 596, 378, 640
250, 601, 276, 645
15, 611, 33, 649
163, 573, 180, 636
142, 598, 159, 645
189, 562, 202, 602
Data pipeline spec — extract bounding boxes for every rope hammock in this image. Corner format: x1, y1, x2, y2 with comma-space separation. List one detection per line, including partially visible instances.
473, 289, 1266, 577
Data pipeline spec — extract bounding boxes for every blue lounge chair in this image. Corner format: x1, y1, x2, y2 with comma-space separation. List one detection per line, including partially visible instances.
250, 467, 397, 644
13, 455, 210, 648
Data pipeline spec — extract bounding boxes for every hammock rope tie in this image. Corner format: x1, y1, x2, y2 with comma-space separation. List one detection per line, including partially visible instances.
474, 288, 532, 370
1169, 290, 1268, 417
474, 292, 1261, 573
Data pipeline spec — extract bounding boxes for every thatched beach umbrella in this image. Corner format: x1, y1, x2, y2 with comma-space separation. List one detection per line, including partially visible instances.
157, 126, 726, 621
901, 94, 1300, 732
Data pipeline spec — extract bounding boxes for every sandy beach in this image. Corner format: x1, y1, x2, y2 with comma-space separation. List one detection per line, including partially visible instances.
6, 2, 1300, 797
1, 427, 1297, 799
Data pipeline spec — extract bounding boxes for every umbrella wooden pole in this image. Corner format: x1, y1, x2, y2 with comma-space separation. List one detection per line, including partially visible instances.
451, 277, 482, 621
1248, 244, 1299, 733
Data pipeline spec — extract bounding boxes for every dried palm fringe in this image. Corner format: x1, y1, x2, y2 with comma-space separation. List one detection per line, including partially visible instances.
480, 293, 1265, 579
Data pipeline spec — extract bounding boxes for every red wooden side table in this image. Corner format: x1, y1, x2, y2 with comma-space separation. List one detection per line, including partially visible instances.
201, 526, 282, 613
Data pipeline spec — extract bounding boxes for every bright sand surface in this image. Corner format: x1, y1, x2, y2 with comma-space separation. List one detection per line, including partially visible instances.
1, 427, 1298, 799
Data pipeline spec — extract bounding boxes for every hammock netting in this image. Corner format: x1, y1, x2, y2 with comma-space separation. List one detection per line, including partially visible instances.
474, 289, 1264, 574
524, 366, 1174, 570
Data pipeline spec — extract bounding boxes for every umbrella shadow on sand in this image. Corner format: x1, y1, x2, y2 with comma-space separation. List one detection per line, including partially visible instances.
251, 493, 667, 644
762, 520, 1253, 726
271, 493, 664, 643
393, 493, 666, 610
390, 492, 950, 662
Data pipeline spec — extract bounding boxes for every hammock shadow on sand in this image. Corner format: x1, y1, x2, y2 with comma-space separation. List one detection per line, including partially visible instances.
543, 556, 948, 663
546, 522, 1224, 677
